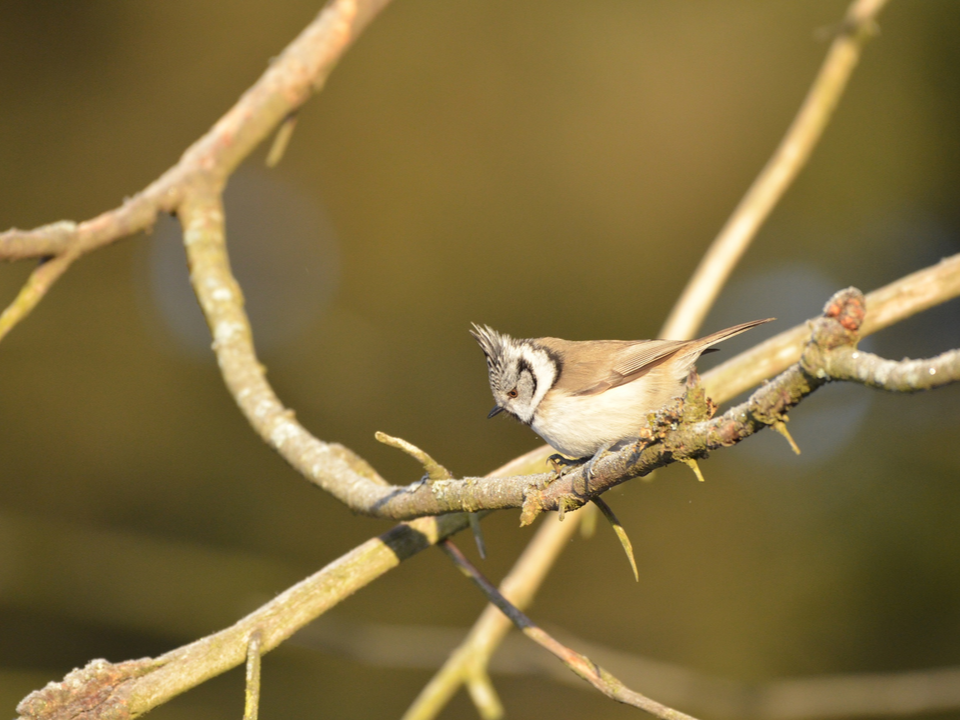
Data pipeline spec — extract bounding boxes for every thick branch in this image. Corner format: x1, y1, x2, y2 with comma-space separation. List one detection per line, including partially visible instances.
17, 518, 462, 720
14, 447, 547, 720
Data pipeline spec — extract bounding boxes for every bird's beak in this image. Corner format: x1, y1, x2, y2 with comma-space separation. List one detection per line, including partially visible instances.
487, 405, 504, 419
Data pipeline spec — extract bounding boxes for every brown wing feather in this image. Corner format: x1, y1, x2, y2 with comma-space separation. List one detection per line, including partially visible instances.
534, 338, 632, 396
535, 337, 686, 397
611, 318, 774, 379
537, 318, 774, 398
689, 318, 775, 351
610, 340, 689, 377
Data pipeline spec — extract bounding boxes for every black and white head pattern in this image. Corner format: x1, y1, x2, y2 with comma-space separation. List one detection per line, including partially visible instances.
470, 324, 558, 424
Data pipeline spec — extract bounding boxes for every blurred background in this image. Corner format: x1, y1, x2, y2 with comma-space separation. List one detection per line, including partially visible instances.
1, 1, 959, 718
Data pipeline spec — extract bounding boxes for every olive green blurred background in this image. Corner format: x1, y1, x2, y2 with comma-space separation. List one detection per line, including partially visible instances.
2, 1, 959, 718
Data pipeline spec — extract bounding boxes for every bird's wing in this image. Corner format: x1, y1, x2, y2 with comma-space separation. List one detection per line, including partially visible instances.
601, 319, 775, 394
537, 337, 689, 397
610, 340, 689, 378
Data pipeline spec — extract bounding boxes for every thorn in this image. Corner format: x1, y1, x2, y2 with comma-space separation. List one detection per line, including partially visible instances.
468, 513, 487, 560
681, 458, 706, 482
772, 419, 802, 455
591, 497, 639, 582
265, 112, 299, 168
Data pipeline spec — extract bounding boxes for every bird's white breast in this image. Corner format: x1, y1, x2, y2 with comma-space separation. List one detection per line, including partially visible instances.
531, 365, 685, 457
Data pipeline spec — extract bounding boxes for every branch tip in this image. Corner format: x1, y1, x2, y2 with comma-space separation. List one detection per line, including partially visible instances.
375, 431, 452, 481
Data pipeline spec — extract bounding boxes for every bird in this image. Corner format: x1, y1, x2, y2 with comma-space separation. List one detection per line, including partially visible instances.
470, 318, 773, 469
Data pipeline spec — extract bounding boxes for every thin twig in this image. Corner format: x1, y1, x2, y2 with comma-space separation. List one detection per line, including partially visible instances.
440, 540, 701, 720
402, 509, 579, 720
375, 431, 453, 482
0, 254, 73, 342
661, 0, 890, 340
376, 431, 488, 557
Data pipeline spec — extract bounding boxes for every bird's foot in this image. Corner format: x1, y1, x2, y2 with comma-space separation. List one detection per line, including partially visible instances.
548, 444, 613, 492
581, 443, 614, 486
547, 453, 585, 479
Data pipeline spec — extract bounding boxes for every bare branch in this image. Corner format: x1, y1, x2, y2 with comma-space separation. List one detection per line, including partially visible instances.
821, 346, 960, 390
402, 512, 581, 720
440, 540, 701, 720
17, 520, 463, 720
704, 253, 960, 403
662, 0, 890, 340
0, 222, 77, 260
0, 254, 74, 340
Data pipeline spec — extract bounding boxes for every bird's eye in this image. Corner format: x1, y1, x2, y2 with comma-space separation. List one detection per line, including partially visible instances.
507, 388, 518, 399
